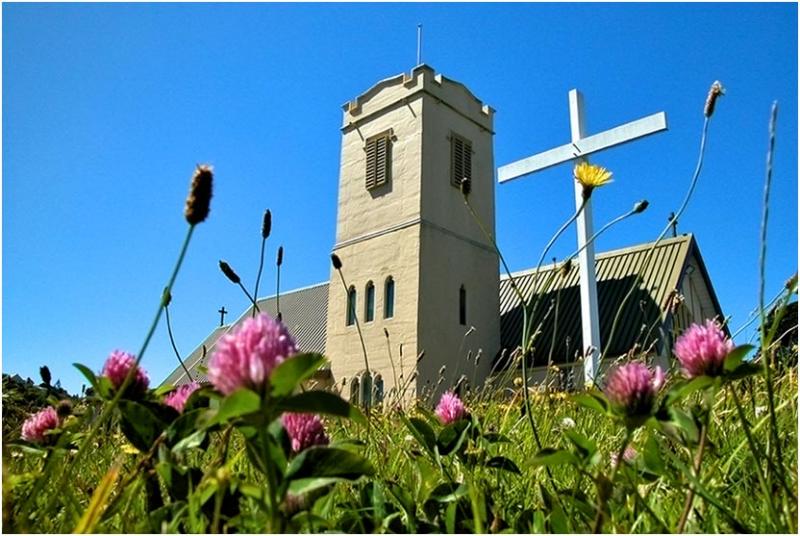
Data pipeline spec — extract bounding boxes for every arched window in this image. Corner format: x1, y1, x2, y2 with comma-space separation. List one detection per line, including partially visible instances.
349, 377, 360, 404
365, 281, 375, 322
459, 285, 467, 325
359, 372, 373, 409
374, 374, 384, 404
384, 277, 395, 319
346, 286, 357, 326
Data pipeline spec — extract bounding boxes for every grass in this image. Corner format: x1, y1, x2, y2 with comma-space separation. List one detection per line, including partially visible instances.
4, 359, 797, 533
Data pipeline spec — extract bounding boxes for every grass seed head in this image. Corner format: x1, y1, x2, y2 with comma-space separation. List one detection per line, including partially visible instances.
219, 260, 241, 284
184, 164, 213, 225
704, 80, 725, 118
262, 209, 272, 239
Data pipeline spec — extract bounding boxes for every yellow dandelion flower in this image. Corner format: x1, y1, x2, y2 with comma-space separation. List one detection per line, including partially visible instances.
574, 161, 613, 199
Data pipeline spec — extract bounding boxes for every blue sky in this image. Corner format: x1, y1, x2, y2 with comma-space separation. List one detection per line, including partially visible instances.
4, 3, 797, 394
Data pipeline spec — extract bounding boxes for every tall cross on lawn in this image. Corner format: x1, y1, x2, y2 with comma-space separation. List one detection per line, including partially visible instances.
497, 89, 668, 385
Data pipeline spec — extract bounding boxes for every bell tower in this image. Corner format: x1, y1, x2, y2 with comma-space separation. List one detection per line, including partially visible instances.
326, 65, 500, 400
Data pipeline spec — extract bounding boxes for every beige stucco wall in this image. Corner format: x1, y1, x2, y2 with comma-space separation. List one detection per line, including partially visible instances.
327, 65, 499, 401
326, 226, 421, 394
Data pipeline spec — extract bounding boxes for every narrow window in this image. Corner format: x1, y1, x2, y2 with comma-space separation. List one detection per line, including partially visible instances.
365, 281, 375, 322
349, 377, 360, 404
346, 286, 357, 326
365, 130, 392, 190
450, 133, 473, 188
459, 285, 467, 325
384, 277, 395, 319
359, 372, 372, 409
374, 374, 384, 404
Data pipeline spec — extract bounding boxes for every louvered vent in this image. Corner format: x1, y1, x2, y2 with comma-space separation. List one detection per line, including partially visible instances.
450, 133, 472, 187
365, 132, 392, 190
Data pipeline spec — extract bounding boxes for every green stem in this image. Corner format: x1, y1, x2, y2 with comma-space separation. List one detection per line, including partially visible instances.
238, 281, 260, 314
253, 237, 267, 318
593, 429, 631, 533
605, 117, 710, 359
676, 411, 709, 532
257, 409, 281, 533
758, 102, 783, 476
165, 305, 193, 381
44, 224, 196, 515
731, 386, 779, 528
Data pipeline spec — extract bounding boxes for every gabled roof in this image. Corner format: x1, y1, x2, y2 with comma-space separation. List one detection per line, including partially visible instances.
163, 235, 724, 386
160, 282, 328, 387
497, 234, 723, 366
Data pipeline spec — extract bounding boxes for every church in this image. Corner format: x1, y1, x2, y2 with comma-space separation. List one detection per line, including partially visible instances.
163, 65, 725, 401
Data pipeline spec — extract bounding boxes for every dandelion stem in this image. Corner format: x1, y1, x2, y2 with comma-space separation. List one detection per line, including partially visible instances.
605, 116, 710, 360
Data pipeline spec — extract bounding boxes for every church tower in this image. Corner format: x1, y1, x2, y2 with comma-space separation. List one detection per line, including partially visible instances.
326, 65, 500, 400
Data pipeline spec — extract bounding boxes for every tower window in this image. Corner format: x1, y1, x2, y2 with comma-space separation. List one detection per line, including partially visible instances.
346, 286, 357, 326
384, 277, 395, 319
450, 133, 472, 188
349, 377, 360, 404
365, 130, 392, 190
459, 285, 467, 325
365, 281, 375, 322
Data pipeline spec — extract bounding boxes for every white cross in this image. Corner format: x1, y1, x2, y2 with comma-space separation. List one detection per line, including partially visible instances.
498, 89, 668, 385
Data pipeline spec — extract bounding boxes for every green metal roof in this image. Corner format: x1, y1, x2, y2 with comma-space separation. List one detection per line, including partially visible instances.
497, 234, 720, 366
164, 234, 724, 386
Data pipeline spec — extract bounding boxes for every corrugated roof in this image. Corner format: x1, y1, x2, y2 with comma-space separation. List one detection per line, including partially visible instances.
160, 282, 329, 387
165, 234, 722, 386
498, 234, 697, 366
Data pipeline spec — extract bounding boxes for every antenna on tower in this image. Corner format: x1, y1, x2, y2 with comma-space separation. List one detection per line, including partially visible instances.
416, 24, 423, 65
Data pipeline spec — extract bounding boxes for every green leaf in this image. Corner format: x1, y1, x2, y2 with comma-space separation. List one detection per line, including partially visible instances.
278, 391, 366, 426
563, 430, 597, 460
166, 408, 206, 445
118, 400, 166, 452
445, 502, 457, 534
172, 429, 207, 454
73, 363, 99, 392
482, 432, 511, 443
285, 446, 375, 481
207, 388, 260, 427
723, 344, 756, 372
726, 362, 762, 380
666, 376, 715, 406
437, 420, 471, 456
666, 407, 700, 444
571, 392, 608, 414
428, 482, 468, 503
153, 383, 176, 397
531, 448, 579, 467
270, 353, 327, 397
549, 503, 568, 533
239, 483, 265, 501
485, 456, 521, 475
533, 510, 546, 533
287, 477, 342, 496
642, 435, 665, 476
404, 417, 437, 454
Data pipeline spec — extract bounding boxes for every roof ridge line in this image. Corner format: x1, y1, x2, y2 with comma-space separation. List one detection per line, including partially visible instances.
255, 280, 329, 302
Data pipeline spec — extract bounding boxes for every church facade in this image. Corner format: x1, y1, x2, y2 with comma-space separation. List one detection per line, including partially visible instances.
163, 66, 726, 399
